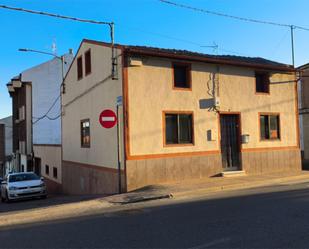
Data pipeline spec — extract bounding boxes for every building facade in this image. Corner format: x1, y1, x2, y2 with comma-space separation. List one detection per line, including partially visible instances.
7, 51, 73, 192
0, 116, 13, 176
298, 64, 309, 166
62, 39, 301, 195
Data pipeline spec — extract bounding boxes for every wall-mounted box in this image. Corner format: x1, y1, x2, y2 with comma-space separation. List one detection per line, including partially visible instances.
241, 134, 250, 144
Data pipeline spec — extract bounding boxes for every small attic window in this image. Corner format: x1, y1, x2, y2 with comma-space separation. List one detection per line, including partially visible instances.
255, 72, 270, 94
85, 49, 91, 76
173, 63, 191, 89
77, 56, 83, 80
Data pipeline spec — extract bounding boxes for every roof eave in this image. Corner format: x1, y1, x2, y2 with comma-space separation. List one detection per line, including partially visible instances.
124, 48, 295, 72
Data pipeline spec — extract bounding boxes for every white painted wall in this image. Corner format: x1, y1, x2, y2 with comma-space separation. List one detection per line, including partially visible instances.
33, 145, 62, 183
0, 116, 12, 156
21, 53, 73, 145
62, 42, 124, 169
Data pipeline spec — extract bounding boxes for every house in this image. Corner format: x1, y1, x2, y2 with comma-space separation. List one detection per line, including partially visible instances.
0, 116, 13, 176
62, 39, 301, 195
7, 51, 73, 192
298, 63, 309, 167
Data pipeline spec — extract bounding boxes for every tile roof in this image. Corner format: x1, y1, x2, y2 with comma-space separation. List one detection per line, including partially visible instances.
83, 39, 295, 71
124, 45, 292, 69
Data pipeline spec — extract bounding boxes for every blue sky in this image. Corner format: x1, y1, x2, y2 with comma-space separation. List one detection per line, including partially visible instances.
1, 0, 309, 118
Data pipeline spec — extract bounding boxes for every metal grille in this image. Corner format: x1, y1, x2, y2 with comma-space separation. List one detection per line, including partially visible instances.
220, 115, 240, 170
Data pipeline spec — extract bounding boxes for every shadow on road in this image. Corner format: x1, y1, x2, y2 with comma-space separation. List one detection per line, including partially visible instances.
1, 184, 309, 248
0, 194, 105, 214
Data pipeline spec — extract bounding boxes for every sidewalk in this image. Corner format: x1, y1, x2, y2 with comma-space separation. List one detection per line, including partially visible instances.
107, 170, 309, 203
1, 170, 309, 228
167, 170, 309, 199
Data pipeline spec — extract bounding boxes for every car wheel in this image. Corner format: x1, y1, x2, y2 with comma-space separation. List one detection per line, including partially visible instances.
41, 194, 47, 199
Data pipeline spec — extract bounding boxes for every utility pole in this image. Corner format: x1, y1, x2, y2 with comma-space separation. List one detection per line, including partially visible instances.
290, 25, 295, 67
110, 22, 118, 80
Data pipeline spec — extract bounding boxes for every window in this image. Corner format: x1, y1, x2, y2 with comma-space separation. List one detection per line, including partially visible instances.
165, 113, 193, 145
255, 72, 270, 93
77, 56, 83, 80
81, 119, 90, 147
173, 63, 191, 89
260, 114, 280, 140
19, 106, 25, 121
85, 49, 91, 75
53, 167, 58, 179
45, 165, 49, 175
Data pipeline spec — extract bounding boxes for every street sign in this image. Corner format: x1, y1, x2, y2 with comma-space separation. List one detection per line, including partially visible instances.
116, 96, 123, 106
99, 109, 117, 129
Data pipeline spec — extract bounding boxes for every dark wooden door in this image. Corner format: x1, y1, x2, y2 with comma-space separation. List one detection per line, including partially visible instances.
34, 157, 41, 176
220, 114, 241, 171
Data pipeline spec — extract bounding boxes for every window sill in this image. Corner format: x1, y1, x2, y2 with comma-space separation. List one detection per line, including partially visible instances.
81, 145, 91, 148
255, 92, 270, 95
164, 143, 194, 147
260, 138, 281, 142
173, 87, 192, 91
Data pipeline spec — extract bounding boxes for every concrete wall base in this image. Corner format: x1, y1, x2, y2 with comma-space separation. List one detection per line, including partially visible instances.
62, 160, 124, 195
45, 177, 62, 194
242, 148, 302, 175
126, 154, 222, 191
126, 148, 302, 192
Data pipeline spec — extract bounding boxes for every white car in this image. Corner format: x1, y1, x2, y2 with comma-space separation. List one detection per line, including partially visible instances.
1, 172, 47, 202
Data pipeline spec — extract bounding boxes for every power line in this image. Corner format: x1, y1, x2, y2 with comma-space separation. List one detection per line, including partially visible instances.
0, 4, 118, 79
117, 23, 203, 47
32, 95, 61, 124
159, 0, 309, 31
0, 5, 110, 25
46, 113, 62, 121
271, 29, 290, 57
0, 4, 250, 56
0, 4, 249, 59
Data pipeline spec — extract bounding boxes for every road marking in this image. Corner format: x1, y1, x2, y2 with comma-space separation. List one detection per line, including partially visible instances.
188, 237, 231, 249
102, 117, 115, 122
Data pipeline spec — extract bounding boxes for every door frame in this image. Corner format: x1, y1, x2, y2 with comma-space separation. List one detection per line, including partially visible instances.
219, 112, 242, 171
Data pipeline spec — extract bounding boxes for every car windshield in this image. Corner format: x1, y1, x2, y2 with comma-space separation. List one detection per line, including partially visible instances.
9, 173, 40, 182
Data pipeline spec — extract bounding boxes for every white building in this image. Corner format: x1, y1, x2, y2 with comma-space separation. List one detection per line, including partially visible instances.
0, 116, 13, 176
7, 50, 73, 192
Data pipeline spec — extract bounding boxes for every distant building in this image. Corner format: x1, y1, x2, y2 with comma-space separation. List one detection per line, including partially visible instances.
298, 63, 309, 166
61, 39, 301, 195
7, 51, 73, 192
0, 116, 13, 176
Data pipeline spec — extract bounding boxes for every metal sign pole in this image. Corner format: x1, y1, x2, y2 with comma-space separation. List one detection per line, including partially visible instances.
116, 104, 121, 194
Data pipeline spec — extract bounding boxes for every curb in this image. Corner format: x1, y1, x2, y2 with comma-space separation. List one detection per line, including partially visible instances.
108, 194, 173, 204
171, 174, 309, 199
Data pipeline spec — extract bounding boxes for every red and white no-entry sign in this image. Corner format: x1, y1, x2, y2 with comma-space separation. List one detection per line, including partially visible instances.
99, 109, 117, 129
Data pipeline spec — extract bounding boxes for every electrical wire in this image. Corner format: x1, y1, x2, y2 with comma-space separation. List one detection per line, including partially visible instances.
159, 0, 309, 31
0, 4, 249, 56
0, 5, 111, 25
271, 29, 290, 56
46, 113, 62, 120
32, 95, 61, 124
116, 23, 203, 47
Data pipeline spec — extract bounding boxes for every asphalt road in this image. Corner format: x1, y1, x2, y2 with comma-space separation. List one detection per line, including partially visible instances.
0, 194, 103, 214
1, 182, 309, 248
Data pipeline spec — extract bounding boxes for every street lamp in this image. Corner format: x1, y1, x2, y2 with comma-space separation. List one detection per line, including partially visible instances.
18, 48, 66, 93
